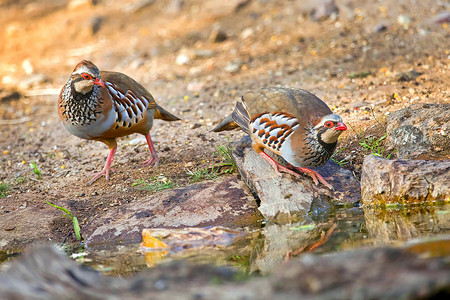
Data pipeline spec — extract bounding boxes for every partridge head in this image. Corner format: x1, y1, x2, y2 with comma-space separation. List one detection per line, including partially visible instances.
58, 60, 181, 185
213, 87, 347, 189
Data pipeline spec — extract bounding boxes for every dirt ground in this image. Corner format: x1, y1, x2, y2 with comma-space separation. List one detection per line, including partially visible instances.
0, 0, 449, 245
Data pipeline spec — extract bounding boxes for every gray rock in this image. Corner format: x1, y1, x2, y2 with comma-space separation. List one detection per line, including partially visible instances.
1, 244, 448, 299
84, 176, 261, 245
386, 103, 450, 159
361, 155, 450, 205
224, 59, 243, 73
312, 0, 339, 21
231, 136, 359, 219
396, 70, 422, 82
432, 11, 450, 24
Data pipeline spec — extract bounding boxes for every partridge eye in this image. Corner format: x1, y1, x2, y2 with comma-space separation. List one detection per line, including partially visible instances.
81, 73, 93, 80
324, 121, 334, 128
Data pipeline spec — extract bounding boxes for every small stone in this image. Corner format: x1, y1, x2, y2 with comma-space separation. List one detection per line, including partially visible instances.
176, 53, 190, 65
210, 28, 228, 43
125, 0, 156, 14
225, 59, 243, 73
397, 15, 412, 29
240, 27, 254, 39
187, 82, 204, 92
374, 23, 387, 33
396, 70, 422, 82
192, 49, 214, 58
312, 0, 339, 21
90, 16, 103, 35
432, 11, 450, 24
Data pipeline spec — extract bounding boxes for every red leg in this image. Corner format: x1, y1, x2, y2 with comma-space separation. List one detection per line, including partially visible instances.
258, 151, 333, 190
142, 133, 159, 167
88, 146, 117, 186
292, 166, 333, 190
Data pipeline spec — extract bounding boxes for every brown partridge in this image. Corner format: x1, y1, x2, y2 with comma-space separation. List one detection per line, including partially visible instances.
213, 87, 347, 189
58, 60, 180, 185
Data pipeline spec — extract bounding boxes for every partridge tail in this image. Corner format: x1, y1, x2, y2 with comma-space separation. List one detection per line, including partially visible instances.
154, 104, 181, 121
231, 99, 251, 134
212, 114, 239, 132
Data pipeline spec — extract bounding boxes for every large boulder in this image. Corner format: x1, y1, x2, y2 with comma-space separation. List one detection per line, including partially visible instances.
231, 136, 360, 219
84, 176, 261, 245
386, 103, 450, 160
361, 155, 450, 205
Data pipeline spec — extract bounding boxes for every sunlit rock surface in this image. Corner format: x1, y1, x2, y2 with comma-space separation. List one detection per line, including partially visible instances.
231, 136, 360, 219
386, 103, 450, 160
0, 244, 448, 300
84, 176, 262, 245
361, 155, 450, 205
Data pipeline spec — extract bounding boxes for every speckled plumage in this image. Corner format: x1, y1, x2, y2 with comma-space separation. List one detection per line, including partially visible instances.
58, 60, 180, 185
213, 87, 347, 189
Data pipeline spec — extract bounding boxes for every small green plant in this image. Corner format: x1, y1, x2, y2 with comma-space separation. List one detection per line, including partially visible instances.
186, 167, 219, 182
214, 136, 237, 173
29, 161, 42, 180
358, 131, 397, 159
0, 182, 11, 197
45, 201, 82, 241
330, 148, 349, 167
132, 175, 177, 192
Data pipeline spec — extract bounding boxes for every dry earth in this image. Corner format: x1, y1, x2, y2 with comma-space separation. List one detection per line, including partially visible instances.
0, 0, 449, 248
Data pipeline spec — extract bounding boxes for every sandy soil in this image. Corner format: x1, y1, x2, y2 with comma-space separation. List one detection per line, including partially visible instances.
0, 0, 449, 244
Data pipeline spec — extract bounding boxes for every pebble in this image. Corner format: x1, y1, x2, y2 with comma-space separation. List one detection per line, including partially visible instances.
397, 15, 412, 29
176, 53, 190, 65
432, 11, 450, 24
225, 59, 243, 73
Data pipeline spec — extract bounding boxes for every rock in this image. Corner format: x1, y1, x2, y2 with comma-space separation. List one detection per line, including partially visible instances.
90, 16, 103, 35
361, 155, 450, 205
432, 11, 450, 24
225, 59, 243, 73
1, 244, 448, 299
125, 0, 156, 14
397, 15, 412, 29
0, 88, 21, 102
165, 0, 184, 14
385, 103, 450, 160
374, 23, 387, 33
175, 53, 190, 65
231, 136, 359, 219
363, 204, 450, 243
84, 176, 261, 245
18, 74, 49, 89
210, 28, 228, 43
396, 70, 422, 82
312, 0, 339, 21
240, 27, 254, 39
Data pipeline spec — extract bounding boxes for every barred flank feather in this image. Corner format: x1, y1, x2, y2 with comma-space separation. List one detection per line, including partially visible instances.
232, 99, 251, 134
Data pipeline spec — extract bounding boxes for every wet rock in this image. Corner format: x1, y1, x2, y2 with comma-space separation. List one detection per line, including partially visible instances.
84, 176, 261, 245
385, 103, 450, 159
396, 70, 422, 82
363, 204, 450, 243
312, 0, 339, 21
231, 136, 359, 219
1, 244, 448, 299
361, 155, 450, 205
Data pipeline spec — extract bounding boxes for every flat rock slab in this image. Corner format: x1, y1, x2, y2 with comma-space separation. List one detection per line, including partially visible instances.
231, 137, 360, 219
84, 176, 262, 245
386, 103, 450, 160
361, 155, 450, 205
1, 244, 449, 300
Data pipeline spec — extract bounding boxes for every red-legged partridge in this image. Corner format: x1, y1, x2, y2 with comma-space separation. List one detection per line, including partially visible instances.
213, 87, 347, 189
58, 60, 180, 185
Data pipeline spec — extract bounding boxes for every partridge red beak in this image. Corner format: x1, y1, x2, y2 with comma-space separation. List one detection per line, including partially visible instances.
335, 122, 347, 131
93, 78, 106, 88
